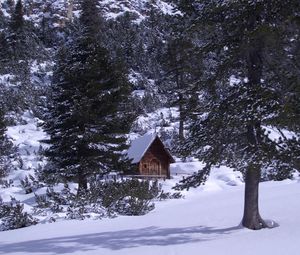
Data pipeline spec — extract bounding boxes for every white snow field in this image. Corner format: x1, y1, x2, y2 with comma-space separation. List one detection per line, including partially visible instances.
0, 170, 299, 255
1, 112, 299, 254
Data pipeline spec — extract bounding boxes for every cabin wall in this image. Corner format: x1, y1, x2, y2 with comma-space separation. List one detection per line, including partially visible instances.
138, 146, 170, 178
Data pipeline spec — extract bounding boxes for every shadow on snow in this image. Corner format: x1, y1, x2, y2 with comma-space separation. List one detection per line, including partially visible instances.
0, 225, 242, 254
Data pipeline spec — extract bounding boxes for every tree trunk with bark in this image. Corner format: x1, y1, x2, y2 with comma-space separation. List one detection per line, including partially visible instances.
178, 94, 185, 142
77, 172, 88, 195
242, 14, 267, 229
242, 164, 267, 229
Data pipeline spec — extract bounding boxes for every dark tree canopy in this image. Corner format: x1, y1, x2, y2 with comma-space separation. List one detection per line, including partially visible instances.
174, 0, 300, 230
9, 0, 24, 32
0, 107, 13, 179
44, 0, 135, 192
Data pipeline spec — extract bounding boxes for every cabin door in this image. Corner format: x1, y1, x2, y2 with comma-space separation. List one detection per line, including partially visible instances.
149, 159, 160, 175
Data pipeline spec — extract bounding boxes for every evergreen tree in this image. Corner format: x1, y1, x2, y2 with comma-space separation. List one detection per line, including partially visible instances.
38, 1, 60, 47
4, 0, 43, 64
104, 12, 140, 69
0, 107, 13, 179
44, 0, 134, 192
160, 16, 202, 142
0, 8, 5, 28
174, 0, 300, 230
10, 0, 23, 31
0, 0, 47, 113
6, 0, 27, 61
0, 109, 7, 178
0, 32, 8, 73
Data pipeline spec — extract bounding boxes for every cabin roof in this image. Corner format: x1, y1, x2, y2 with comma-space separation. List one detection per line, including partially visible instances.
127, 133, 157, 163
127, 133, 174, 164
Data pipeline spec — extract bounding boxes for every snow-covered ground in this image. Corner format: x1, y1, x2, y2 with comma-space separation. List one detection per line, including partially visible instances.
101, 0, 180, 23
1, 111, 300, 254
3, 111, 48, 185
0, 164, 299, 255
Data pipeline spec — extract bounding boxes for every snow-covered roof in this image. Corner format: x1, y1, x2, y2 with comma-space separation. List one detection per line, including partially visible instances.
127, 133, 157, 163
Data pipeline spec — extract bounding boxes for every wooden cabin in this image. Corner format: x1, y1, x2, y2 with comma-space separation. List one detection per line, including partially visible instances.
127, 134, 175, 179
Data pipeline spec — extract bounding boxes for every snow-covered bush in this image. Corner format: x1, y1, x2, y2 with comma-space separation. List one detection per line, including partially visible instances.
94, 179, 161, 216
34, 184, 106, 220
91, 178, 182, 216
65, 193, 106, 220
158, 190, 183, 200
0, 159, 11, 179
0, 197, 38, 231
0, 179, 13, 188
35, 186, 72, 214
34, 179, 182, 221
20, 174, 44, 194
0, 117, 14, 179
116, 196, 155, 216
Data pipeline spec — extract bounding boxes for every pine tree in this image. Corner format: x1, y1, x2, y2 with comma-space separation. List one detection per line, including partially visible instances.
10, 0, 23, 31
7, 0, 26, 61
5, 0, 43, 63
39, 1, 59, 47
0, 0, 47, 113
0, 107, 13, 179
174, 0, 300, 230
160, 16, 202, 142
44, 0, 134, 192
0, 8, 5, 28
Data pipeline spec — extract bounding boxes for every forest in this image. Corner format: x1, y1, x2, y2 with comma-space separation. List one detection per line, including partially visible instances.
0, 0, 299, 233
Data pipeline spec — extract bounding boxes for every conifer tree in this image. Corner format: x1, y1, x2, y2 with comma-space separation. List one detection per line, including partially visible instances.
10, 0, 23, 32
7, 0, 26, 61
0, 0, 48, 112
0, 107, 13, 178
0, 8, 5, 28
5, 0, 43, 63
161, 17, 202, 142
175, 0, 300, 230
44, 0, 134, 192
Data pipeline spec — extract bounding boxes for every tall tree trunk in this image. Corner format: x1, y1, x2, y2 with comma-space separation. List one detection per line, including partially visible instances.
242, 164, 267, 229
77, 172, 87, 195
242, 11, 266, 229
177, 72, 185, 142
178, 94, 185, 141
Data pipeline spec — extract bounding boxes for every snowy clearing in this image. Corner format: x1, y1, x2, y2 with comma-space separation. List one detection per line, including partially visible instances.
1, 112, 299, 255
0, 174, 299, 255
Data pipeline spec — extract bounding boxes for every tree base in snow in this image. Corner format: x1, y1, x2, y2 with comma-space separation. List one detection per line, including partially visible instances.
241, 218, 279, 230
